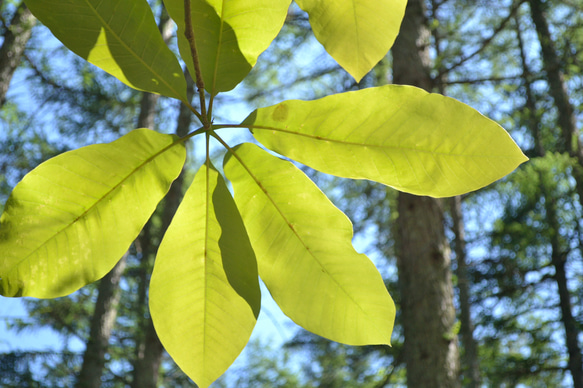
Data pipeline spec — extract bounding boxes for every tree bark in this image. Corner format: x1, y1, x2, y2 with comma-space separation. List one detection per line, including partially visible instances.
514, 13, 544, 157
76, 256, 127, 388
392, 0, 460, 386
450, 196, 480, 388
528, 0, 579, 159
528, 2, 583, 386
0, 1, 35, 108
542, 178, 583, 388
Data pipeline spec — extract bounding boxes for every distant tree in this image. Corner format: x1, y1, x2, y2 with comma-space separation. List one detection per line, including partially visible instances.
0, 1, 35, 107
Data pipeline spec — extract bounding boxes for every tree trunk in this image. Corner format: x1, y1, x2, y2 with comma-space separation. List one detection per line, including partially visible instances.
514, 13, 544, 157
128, 9, 182, 388
392, 0, 460, 386
129, 92, 163, 387
450, 196, 480, 388
528, 0, 579, 159
131, 70, 195, 388
542, 178, 583, 388
76, 256, 127, 388
528, 1, 583, 386
0, 1, 35, 108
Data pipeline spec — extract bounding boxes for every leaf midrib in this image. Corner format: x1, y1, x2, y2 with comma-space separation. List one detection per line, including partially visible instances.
250, 125, 520, 158
83, 0, 186, 103
228, 145, 367, 314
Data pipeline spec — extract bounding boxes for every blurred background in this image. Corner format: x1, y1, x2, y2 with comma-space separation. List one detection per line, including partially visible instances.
1, 0, 582, 387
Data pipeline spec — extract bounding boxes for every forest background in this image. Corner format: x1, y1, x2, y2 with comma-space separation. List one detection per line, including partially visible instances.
0, 0, 582, 387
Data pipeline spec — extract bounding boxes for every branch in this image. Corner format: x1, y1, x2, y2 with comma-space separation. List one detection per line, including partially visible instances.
245, 65, 342, 101
440, 74, 525, 85
437, 0, 526, 78
183, 0, 209, 126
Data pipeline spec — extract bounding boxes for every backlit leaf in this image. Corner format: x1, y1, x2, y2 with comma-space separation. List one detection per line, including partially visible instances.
295, 0, 407, 81
245, 84, 528, 198
224, 143, 395, 346
164, 0, 291, 94
0, 129, 186, 298
24, 0, 188, 101
150, 163, 260, 388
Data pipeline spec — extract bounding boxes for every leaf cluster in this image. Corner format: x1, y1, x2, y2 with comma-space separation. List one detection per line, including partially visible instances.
0, 0, 527, 385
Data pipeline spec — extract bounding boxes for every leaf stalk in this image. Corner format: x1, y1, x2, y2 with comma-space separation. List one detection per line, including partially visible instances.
184, 0, 210, 128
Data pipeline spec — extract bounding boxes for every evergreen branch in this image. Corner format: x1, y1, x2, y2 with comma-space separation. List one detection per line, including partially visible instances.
437, 0, 526, 78
440, 74, 525, 85
245, 65, 342, 102
373, 348, 405, 388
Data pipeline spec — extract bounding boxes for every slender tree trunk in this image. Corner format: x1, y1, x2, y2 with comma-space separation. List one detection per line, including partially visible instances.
514, 13, 544, 157
0, 1, 35, 108
528, 0, 579, 159
128, 9, 180, 387
130, 94, 163, 388
432, 4, 479, 383
450, 196, 480, 388
392, 1, 460, 387
76, 256, 127, 388
131, 70, 195, 388
542, 178, 583, 388
528, 2, 583, 386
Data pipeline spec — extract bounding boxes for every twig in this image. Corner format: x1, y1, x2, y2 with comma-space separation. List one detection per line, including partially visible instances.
437, 0, 526, 78
183, 0, 209, 127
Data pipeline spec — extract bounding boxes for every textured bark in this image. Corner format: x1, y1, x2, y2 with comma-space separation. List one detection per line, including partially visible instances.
76, 256, 127, 388
528, 2, 583, 386
450, 196, 480, 388
392, 0, 460, 386
0, 1, 35, 108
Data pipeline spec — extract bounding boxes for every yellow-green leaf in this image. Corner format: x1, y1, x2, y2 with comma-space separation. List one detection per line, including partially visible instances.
24, 0, 188, 101
245, 84, 528, 198
0, 129, 186, 298
224, 143, 395, 346
150, 163, 260, 388
163, 0, 291, 94
295, 0, 407, 81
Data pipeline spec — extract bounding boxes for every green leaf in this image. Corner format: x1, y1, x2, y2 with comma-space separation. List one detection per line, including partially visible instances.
245, 85, 529, 198
295, 0, 407, 81
24, 0, 188, 101
164, 0, 291, 94
150, 162, 260, 388
224, 143, 395, 346
0, 129, 186, 298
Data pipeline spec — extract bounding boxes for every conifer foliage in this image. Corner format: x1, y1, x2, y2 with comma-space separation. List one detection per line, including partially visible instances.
0, 0, 527, 386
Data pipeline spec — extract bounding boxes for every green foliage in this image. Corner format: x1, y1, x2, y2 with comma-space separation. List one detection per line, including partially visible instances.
164, 0, 292, 94
0, 128, 185, 298
224, 143, 395, 345
24, 0, 189, 102
0, 0, 527, 385
150, 162, 260, 387
295, 0, 407, 82
244, 85, 527, 197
